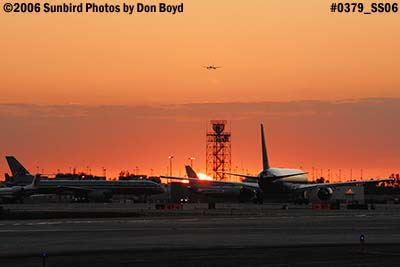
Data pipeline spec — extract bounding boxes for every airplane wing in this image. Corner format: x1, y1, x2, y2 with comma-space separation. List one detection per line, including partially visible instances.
54, 186, 96, 194
161, 175, 260, 189
221, 172, 307, 181
57, 186, 96, 192
220, 172, 259, 180
162, 175, 231, 184
161, 175, 195, 181
294, 178, 394, 190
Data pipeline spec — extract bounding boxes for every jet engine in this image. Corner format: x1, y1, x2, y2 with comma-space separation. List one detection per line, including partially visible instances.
317, 187, 334, 201
239, 187, 255, 202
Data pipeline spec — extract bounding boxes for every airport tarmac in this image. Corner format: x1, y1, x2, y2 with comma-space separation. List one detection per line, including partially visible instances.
1, 203, 400, 266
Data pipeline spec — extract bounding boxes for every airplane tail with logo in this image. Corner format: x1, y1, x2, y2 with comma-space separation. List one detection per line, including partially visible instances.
260, 124, 270, 171
6, 156, 31, 176
260, 124, 307, 180
185, 166, 199, 179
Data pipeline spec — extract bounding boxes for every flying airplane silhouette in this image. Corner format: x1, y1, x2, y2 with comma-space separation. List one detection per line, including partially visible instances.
202, 65, 222, 70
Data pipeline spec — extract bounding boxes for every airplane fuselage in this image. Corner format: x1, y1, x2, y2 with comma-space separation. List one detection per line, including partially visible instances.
37, 180, 165, 195
259, 168, 308, 182
257, 168, 308, 193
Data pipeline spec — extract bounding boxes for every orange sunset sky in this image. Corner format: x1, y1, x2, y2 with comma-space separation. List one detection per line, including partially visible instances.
1, 1, 399, 180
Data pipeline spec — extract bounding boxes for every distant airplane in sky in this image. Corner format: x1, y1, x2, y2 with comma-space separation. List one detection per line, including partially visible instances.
202, 65, 222, 70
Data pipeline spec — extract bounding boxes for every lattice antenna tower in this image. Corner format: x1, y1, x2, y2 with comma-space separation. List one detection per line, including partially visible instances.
206, 120, 231, 180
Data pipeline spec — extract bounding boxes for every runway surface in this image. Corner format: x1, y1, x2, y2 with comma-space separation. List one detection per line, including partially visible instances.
1, 203, 400, 266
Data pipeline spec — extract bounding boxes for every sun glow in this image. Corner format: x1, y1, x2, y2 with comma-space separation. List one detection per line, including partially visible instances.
197, 173, 214, 181
178, 172, 213, 184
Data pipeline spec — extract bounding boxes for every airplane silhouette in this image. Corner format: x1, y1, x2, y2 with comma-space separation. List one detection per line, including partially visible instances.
202, 65, 222, 70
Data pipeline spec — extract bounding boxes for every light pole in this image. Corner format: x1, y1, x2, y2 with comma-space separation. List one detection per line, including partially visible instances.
188, 157, 195, 168
168, 155, 174, 176
168, 155, 174, 202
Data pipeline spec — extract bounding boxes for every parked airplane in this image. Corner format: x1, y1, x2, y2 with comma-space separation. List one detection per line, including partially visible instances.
5, 156, 165, 202
181, 165, 262, 203
0, 174, 40, 203
224, 124, 393, 202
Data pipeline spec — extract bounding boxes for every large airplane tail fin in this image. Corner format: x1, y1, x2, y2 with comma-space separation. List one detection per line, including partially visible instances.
5, 156, 31, 176
261, 124, 270, 171
185, 165, 199, 179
